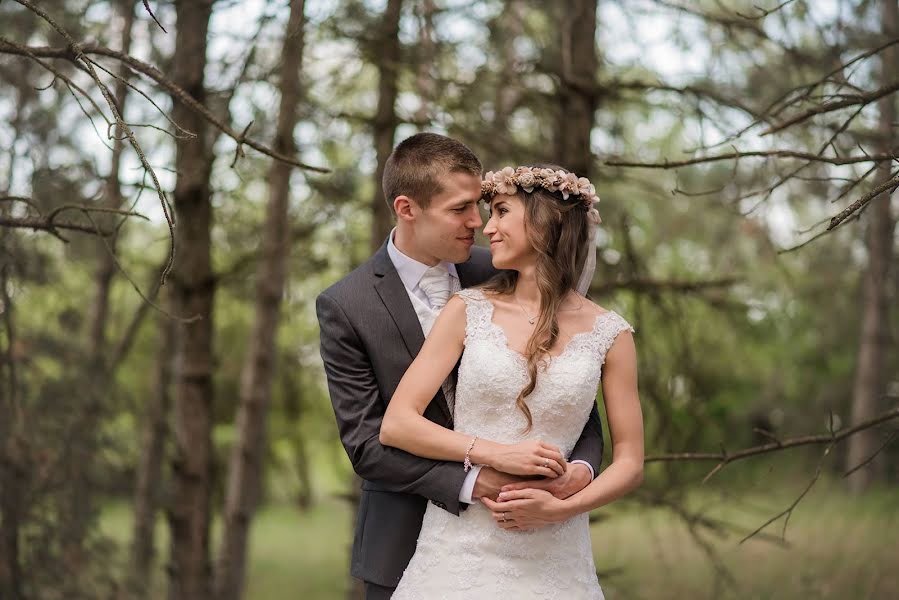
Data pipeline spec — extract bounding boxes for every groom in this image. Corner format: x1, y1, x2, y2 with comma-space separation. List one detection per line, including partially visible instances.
316, 133, 605, 599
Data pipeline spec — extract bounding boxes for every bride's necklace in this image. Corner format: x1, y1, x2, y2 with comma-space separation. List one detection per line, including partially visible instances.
513, 294, 537, 325
513, 294, 585, 326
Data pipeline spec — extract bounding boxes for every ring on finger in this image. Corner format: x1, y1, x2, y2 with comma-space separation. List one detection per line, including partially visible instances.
501, 512, 507, 522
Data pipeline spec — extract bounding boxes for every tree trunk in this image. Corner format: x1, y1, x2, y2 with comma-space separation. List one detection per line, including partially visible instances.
369, 0, 403, 252
845, 0, 898, 493
281, 363, 312, 510
214, 2, 306, 599
128, 299, 176, 598
413, 0, 436, 128
0, 261, 25, 600
167, 1, 215, 599
491, 0, 524, 145
61, 0, 137, 578
86, 0, 136, 370
554, 0, 598, 178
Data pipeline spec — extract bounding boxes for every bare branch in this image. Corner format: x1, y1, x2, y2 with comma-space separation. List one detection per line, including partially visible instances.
612, 80, 761, 120
777, 212, 861, 254
646, 404, 899, 473
9, 0, 176, 283
87, 55, 195, 139
739, 466, 822, 544
829, 172, 899, 229
0, 40, 330, 174
591, 277, 738, 295
79, 210, 200, 324
108, 261, 168, 374
762, 80, 899, 136
735, 0, 798, 20
842, 430, 898, 478
605, 149, 898, 169
0, 195, 42, 214
141, 1, 167, 33
0, 215, 114, 238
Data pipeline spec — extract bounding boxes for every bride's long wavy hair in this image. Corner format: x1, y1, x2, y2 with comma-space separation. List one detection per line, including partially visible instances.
481, 166, 591, 433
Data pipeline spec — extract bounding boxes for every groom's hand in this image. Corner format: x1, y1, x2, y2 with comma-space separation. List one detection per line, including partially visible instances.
499, 462, 591, 500
472, 467, 526, 502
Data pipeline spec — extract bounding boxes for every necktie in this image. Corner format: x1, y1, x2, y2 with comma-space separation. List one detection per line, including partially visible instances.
414, 264, 458, 416
418, 264, 452, 310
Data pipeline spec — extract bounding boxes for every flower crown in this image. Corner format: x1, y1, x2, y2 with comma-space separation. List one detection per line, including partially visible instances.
480, 166, 601, 210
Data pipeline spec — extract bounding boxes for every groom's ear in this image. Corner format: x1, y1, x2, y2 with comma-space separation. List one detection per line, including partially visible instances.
394, 195, 417, 222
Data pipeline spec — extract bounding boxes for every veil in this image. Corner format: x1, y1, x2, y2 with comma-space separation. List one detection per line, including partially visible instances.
575, 207, 601, 296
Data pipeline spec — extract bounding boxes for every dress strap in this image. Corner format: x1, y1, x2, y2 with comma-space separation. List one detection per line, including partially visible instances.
593, 312, 635, 365
454, 288, 495, 344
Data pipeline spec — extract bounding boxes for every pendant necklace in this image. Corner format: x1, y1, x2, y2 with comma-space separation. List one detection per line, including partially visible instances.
513, 294, 537, 325
513, 294, 586, 325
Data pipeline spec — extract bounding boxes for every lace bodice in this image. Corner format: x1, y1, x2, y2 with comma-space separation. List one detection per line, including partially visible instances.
453, 288, 634, 456
391, 288, 633, 600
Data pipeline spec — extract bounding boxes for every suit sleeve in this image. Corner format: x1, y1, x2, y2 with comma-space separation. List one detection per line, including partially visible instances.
316, 291, 467, 515
568, 403, 604, 475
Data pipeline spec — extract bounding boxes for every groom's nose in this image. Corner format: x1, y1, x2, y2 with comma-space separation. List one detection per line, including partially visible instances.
466, 204, 483, 228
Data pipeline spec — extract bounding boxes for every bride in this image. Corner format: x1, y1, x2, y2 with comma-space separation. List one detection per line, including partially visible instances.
379, 166, 644, 599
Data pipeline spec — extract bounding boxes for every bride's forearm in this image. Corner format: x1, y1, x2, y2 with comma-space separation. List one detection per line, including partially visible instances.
558, 458, 643, 519
380, 409, 501, 466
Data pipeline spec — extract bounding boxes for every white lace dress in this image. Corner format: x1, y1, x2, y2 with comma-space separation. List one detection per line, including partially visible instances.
392, 288, 634, 600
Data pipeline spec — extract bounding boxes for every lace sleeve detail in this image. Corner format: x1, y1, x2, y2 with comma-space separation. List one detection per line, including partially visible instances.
454, 288, 493, 345
594, 312, 635, 365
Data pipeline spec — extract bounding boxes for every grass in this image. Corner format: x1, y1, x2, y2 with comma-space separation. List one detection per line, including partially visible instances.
99, 477, 899, 600
593, 479, 899, 600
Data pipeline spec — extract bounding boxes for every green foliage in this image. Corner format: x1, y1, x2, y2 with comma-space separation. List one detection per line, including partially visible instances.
1, 0, 897, 596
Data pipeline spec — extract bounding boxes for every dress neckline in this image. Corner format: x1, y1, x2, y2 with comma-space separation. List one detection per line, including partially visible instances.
474, 290, 616, 362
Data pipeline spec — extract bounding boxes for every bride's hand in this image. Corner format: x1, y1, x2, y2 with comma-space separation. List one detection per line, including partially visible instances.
484, 439, 566, 478
482, 488, 570, 531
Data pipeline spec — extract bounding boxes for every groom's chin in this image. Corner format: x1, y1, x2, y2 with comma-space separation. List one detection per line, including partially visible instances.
447, 246, 473, 264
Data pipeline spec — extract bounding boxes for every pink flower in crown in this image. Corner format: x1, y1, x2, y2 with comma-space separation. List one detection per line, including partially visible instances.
517, 170, 537, 192
538, 168, 559, 191
494, 166, 518, 195
557, 172, 579, 200
576, 177, 593, 197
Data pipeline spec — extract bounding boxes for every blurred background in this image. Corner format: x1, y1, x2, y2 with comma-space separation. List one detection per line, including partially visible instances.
0, 0, 897, 599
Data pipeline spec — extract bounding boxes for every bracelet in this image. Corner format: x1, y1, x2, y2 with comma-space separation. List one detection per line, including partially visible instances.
463, 436, 478, 472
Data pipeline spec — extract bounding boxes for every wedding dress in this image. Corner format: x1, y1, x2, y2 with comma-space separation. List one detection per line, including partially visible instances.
392, 288, 634, 599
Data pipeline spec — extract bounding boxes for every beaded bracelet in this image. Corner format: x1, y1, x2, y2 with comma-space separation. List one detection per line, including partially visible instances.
463, 436, 478, 472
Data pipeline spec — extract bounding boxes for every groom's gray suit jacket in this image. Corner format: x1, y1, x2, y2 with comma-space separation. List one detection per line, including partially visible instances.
316, 239, 605, 588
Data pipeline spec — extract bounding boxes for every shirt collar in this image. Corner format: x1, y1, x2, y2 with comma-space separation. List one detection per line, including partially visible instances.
387, 228, 459, 292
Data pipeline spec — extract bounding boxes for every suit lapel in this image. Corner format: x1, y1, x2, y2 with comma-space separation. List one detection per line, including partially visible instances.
455, 259, 475, 289
372, 241, 453, 424
374, 264, 425, 358
455, 247, 496, 289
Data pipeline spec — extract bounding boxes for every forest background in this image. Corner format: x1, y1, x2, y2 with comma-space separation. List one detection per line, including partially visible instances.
0, 0, 897, 599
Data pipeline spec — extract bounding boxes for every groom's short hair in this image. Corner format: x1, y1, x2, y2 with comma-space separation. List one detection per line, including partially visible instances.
383, 132, 482, 212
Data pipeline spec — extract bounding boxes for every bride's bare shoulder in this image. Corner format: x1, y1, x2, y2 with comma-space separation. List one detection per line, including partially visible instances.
570, 292, 610, 317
